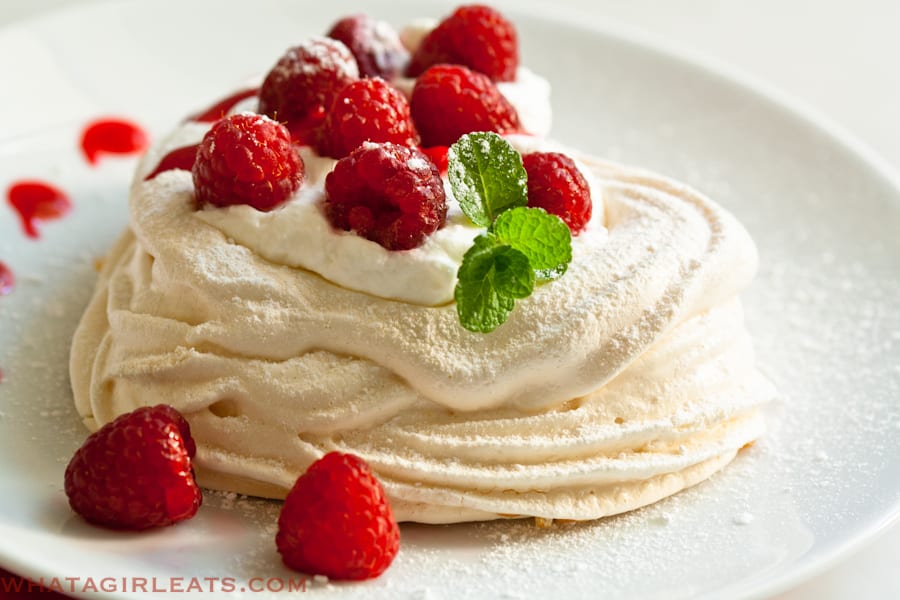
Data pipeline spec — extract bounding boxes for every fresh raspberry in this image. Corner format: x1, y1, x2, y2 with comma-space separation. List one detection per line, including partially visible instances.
410, 64, 521, 147
406, 5, 519, 82
420, 145, 449, 174
317, 78, 419, 159
327, 15, 410, 79
258, 38, 359, 140
276, 452, 400, 580
325, 142, 447, 250
523, 152, 593, 234
64, 405, 201, 530
192, 113, 303, 211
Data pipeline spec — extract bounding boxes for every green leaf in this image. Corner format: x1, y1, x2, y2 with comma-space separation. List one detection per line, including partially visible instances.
491, 207, 573, 281
454, 234, 535, 333
447, 132, 528, 227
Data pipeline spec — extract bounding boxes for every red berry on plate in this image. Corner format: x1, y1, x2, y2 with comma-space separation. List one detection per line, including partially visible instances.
327, 15, 409, 79
410, 64, 521, 147
324, 142, 447, 251
276, 452, 400, 580
317, 77, 419, 159
523, 152, 593, 234
406, 5, 519, 82
64, 405, 201, 530
258, 38, 359, 139
192, 113, 303, 211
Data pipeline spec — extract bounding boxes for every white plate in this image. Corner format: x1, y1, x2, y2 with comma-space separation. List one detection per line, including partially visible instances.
1, 1, 898, 598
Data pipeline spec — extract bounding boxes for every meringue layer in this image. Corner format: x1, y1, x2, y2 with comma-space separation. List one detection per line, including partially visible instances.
70, 132, 773, 522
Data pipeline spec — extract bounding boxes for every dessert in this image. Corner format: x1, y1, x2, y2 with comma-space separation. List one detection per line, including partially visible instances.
69, 5, 774, 526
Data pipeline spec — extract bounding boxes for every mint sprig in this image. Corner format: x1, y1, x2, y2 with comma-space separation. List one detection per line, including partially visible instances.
448, 132, 528, 227
492, 207, 571, 282
454, 236, 534, 333
449, 133, 573, 333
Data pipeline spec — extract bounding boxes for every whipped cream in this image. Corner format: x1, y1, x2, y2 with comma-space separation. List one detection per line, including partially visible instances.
145, 126, 598, 306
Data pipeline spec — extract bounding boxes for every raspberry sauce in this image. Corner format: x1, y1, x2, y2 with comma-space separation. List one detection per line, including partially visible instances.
144, 144, 200, 180
80, 118, 149, 165
0, 261, 13, 295
7, 180, 72, 239
189, 88, 258, 123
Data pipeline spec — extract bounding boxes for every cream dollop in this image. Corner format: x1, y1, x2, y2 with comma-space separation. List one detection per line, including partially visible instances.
137, 128, 600, 307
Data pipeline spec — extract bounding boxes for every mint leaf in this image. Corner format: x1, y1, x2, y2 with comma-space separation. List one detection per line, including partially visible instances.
492, 207, 572, 281
455, 234, 535, 333
447, 132, 528, 227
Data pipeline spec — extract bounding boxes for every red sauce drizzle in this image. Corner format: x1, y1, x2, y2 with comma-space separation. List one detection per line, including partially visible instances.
144, 144, 200, 181
7, 181, 72, 239
80, 118, 149, 165
0, 261, 13, 296
189, 88, 258, 123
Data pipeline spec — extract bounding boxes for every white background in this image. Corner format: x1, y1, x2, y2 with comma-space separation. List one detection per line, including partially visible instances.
0, 1, 897, 599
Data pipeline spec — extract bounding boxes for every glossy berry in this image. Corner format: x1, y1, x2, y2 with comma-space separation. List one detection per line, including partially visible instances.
406, 5, 519, 82
420, 145, 449, 174
410, 64, 521, 147
317, 78, 419, 159
192, 113, 303, 211
523, 152, 593, 234
325, 142, 447, 251
327, 15, 409, 79
64, 405, 201, 530
258, 38, 359, 139
276, 452, 400, 580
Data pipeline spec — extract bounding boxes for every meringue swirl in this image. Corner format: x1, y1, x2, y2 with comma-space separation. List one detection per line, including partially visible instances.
70, 119, 773, 521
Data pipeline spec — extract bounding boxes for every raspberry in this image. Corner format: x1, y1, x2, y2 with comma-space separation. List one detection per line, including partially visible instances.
406, 5, 519, 82
258, 38, 359, 140
64, 405, 201, 530
523, 152, 593, 234
276, 452, 400, 580
327, 15, 410, 79
192, 113, 303, 211
325, 142, 447, 251
410, 64, 521, 147
420, 145, 449, 174
317, 78, 419, 159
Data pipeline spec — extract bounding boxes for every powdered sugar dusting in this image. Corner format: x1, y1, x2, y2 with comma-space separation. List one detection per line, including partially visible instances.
270, 37, 359, 80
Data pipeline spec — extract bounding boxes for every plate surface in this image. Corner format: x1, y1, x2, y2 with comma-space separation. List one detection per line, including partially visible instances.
1, 1, 898, 598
